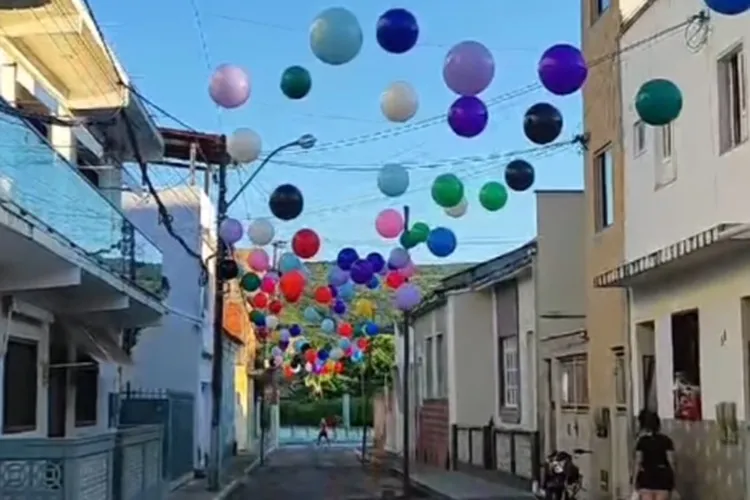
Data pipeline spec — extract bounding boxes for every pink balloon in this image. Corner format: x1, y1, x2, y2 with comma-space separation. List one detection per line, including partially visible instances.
209, 64, 250, 109
247, 248, 270, 272
375, 208, 404, 239
400, 261, 416, 278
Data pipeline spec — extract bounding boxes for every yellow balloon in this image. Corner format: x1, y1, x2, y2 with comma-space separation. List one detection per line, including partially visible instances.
354, 298, 375, 318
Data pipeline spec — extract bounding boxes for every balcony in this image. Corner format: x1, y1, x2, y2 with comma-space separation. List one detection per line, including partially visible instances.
0, 101, 165, 328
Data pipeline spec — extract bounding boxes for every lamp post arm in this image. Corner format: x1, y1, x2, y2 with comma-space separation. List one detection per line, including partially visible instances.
226, 140, 298, 210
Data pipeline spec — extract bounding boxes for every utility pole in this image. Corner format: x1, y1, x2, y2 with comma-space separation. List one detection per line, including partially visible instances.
401, 204, 411, 497
208, 155, 229, 492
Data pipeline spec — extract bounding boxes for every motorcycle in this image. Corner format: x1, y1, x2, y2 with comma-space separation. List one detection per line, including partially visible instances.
534, 448, 590, 500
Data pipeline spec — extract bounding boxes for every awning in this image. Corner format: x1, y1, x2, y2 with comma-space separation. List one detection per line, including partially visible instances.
59, 320, 132, 365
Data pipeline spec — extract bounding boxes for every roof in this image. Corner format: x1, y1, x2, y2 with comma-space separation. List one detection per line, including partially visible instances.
412, 240, 537, 319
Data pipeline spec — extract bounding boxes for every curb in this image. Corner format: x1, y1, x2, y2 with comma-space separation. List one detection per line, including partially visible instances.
212, 446, 277, 500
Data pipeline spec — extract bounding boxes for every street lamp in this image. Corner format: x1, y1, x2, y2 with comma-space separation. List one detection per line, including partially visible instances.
208, 133, 315, 491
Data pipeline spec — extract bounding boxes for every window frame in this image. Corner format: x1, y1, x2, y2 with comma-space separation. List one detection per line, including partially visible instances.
501, 336, 520, 409
2, 337, 39, 434
613, 347, 627, 409
718, 45, 748, 153
559, 354, 589, 410
633, 120, 646, 157
593, 147, 614, 231
590, 0, 611, 24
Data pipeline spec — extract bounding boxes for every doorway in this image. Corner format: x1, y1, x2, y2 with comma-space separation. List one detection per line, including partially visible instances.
544, 359, 556, 454
636, 321, 657, 413
671, 310, 701, 420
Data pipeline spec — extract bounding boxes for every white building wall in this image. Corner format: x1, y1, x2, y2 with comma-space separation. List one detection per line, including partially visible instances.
621, 0, 750, 262
516, 273, 537, 430
124, 186, 215, 470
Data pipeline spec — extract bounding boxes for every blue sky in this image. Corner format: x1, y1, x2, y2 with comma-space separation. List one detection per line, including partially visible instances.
92, 0, 584, 265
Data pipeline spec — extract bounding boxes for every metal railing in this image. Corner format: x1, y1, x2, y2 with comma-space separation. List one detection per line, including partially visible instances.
451, 423, 541, 489
0, 102, 163, 295
278, 426, 371, 445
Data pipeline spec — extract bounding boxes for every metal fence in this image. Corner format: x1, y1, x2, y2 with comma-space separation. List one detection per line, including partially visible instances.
110, 389, 195, 482
278, 425, 370, 445
451, 423, 541, 490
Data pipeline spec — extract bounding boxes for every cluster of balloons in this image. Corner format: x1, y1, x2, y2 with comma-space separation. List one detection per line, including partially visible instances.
443, 41, 495, 138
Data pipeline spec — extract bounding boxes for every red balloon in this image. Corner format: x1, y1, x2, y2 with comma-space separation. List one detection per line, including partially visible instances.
338, 322, 353, 337
268, 300, 283, 314
260, 276, 276, 294
292, 228, 321, 259
285, 292, 301, 304
256, 327, 268, 340
334, 361, 344, 374
284, 366, 294, 379
357, 338, 369, 351
386, 271, 406, 289
252, 292, 268, 309
280, 270, 305, 298
305, 349, 317, 363
314, 286, 333, 304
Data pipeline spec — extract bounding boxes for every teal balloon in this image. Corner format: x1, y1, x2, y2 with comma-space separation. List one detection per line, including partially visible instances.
279, 252, 302, 273
321, 318, 335, 334
377, 163, 410, 197
304, 307, 320, 322
635, 79, 683, 126
310, 7, 363, 66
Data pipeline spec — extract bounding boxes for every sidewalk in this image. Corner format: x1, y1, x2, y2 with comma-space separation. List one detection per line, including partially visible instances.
167, 452, 261, 500
357, 449, 536, 500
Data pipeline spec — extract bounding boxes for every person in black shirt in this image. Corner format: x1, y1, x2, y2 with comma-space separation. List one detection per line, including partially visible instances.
634, 410, 675, 500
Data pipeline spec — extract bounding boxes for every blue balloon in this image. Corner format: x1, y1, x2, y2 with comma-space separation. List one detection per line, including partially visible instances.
427, 227, 457, 258
280, 329, 291, 342
377, 163, 409, 197
328, 267, 349, 286
279, 252, 302, 273
367, 276, 380, 290
310, 7, 363, 65
366, 252, 386, 273
352, 349, 364, 363
279, 340, 289, 351
333, 300, 346, 315
337, 247, 359, 271
321, 318, 335, 334
289, 324, 302, 337
339, 338, 351, 350
329, 285, 339, 298
365, 322, 379, 336
304, 306, 321, 322
705, 0, 750, 15
294, 339, 306, 351
317, 349, 330, 361
338, 281, 355, 302
376, 9, 419, 54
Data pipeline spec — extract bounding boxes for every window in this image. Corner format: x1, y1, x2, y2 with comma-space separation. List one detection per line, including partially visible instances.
594, 148, 614, 231
613, 348, 627, 408
435, 333, 447, 397
591, 0, 610, 23
424, 337, 434, 398
658, 124, 673, 161
501, 337, 520, 408
655, 124, 677, 188
560, 355, 588, 407
633, 121, 646, 156
74, 351, 99, 427
718, 47, 748, 152
3, 337, 38, 434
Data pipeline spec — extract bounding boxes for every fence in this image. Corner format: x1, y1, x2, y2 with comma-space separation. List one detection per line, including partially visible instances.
110, 389, 195, 482
278, 425, 369, 445
451, 423, 541, 490
0, 424, 163, 499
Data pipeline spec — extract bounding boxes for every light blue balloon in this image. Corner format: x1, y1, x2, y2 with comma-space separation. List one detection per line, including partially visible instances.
321, 318, 335, 334
330, 347, 344, 360
294, 339, 308, 351
339, 338, 351, 350
310, 7, 363, 66
352, 349, 364, 363
339, 281, 355, 302
377, 163, 410, 197
279, 252, 302, 273
304, 306, 321, 323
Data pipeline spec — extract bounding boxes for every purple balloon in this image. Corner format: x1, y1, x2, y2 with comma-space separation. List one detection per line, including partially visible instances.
337, 247, 359, 271
328, 267, 349, 287
394, 283, 421, 311
448, 96, 488, 138
443, 41, 495, 96
388, 247, 410, 269
366, 252, 386, 273
333, 299, 346, 314
219, 218, 243, 245
538, 44, 588, 96
209, 64, 250, 109
329, 285, 339, 298
350, 259, 375, 285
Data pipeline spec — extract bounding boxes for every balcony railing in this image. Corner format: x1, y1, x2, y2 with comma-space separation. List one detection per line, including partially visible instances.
0, 104, 163, 295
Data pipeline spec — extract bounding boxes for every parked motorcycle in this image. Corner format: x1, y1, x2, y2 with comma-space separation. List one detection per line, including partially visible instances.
534, 448, 590, 500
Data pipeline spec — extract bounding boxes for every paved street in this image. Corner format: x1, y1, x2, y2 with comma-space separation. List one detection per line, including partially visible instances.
227, 447, 418, 499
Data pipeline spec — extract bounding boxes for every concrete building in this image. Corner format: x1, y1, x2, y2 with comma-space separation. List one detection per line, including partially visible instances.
594, 1, 750, 498
124, 186, 231, 475
388, 191, 588, 490
0, 0, 169, 497
580, 0, 631, 497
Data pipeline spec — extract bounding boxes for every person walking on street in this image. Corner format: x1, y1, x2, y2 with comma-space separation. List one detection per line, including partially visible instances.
633, 410, 675, 500
317, 417, 330, 446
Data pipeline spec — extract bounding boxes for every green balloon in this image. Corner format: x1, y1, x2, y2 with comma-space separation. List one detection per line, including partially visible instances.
240, 272, 261, 292
400, 230, 419, 249
250, 310, 265, 324
411, 222, 430, 243
431, 174, 464, 208
635, 78, 682, 126
280, 66, 312, 100
479, 182, 508, 211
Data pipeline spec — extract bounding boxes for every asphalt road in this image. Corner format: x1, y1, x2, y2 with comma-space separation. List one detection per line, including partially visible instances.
228, 446, 416, 499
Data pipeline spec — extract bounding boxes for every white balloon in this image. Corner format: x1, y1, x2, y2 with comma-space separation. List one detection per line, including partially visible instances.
266, 315, 279, 330
445, 197, 468, 218
227, 128, 262, 163
380, 82, 418, 123
247, 218, 275, 246
291, 364, 302, 374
